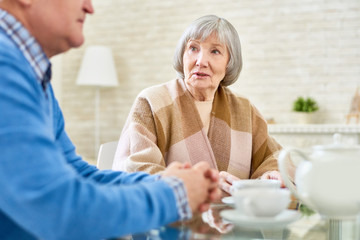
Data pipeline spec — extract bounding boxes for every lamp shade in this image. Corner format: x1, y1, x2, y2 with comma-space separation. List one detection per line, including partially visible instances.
76, 46, 118, 87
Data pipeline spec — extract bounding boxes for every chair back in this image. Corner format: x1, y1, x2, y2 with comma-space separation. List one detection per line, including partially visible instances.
96, 141, 118, 170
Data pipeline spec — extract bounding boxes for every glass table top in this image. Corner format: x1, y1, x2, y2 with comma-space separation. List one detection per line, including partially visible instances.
118, 203, 360, 240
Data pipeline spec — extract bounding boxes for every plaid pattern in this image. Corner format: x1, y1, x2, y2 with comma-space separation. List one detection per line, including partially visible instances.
0, 9, 51, 90
162, 177, 192, 220
114, 78, 282, 179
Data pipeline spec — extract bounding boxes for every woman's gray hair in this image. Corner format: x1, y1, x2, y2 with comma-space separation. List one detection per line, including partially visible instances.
173, 15, 242, 86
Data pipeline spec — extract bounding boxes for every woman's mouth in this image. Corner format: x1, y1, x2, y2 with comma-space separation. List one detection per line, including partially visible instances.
193, 72, 209, 77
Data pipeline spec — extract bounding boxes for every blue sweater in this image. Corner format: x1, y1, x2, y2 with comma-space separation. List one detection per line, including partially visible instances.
0, 28, 181, 239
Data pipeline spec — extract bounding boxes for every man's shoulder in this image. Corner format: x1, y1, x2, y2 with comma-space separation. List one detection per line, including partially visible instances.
0, 30, 26, 63
0, 30, 17, 51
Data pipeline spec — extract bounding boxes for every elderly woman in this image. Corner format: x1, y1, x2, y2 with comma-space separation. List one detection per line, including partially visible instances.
113, 15, 284, 193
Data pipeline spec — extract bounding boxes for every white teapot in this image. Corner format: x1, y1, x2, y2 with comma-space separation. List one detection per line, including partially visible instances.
278, 134, 360, 219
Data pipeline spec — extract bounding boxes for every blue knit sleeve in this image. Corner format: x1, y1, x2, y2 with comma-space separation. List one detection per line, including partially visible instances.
0, 32, 183, 240
48, 85, 159, 184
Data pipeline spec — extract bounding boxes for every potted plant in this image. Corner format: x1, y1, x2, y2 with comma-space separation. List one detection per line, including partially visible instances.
293, 97, 319, 124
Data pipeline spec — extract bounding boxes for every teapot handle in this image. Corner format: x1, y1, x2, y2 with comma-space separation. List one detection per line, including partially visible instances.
278, 148, 309, 201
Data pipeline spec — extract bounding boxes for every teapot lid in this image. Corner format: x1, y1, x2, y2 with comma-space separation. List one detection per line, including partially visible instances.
313, 133, 360, 151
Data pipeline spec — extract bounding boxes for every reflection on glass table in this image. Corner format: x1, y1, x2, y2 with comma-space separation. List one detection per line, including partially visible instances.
117, 203, 360, 240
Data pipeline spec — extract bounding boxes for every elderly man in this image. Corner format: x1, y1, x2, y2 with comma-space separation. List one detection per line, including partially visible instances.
0, 0, 220, 239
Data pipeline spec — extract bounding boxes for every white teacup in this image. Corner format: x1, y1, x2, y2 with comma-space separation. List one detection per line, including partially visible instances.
230, 179, 281, 194
233, 188, 291, 218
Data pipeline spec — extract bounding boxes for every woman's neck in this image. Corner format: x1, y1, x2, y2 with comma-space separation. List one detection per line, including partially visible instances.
185, 85, 216, 101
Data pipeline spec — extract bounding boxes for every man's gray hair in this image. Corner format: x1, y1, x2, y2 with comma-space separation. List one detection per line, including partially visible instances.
173, 15, 242, 86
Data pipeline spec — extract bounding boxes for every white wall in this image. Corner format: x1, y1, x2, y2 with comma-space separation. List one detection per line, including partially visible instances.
58, 0, 360, 159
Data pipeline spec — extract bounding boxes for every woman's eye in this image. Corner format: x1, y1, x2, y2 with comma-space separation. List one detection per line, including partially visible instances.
190, 46, 198, 51
212, 49, 220, 54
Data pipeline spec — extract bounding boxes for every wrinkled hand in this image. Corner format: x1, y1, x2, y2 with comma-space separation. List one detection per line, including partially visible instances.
260, 170, 285, 188
219, 171, 240, 194
162, 162, 221, 214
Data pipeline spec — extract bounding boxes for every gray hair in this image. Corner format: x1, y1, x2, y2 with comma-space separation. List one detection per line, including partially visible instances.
173, 15, 242, 86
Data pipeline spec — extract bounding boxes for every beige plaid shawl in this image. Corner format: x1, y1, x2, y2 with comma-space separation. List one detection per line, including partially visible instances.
113, 78, 282, 179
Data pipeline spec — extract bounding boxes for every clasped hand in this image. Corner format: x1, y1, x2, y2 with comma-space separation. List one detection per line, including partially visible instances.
162, 162, 221, 214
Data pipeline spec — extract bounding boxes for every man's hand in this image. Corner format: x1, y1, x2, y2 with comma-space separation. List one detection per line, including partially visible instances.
162, 162, 220, 214
193, 162, 221, 212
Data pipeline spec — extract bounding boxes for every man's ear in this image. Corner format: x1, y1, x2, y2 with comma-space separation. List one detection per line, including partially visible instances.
17, 0, 33, 7
0, 0, 32, 10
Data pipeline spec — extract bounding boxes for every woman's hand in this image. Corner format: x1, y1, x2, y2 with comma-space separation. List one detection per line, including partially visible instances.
219, 170, 286, 195
219, 171, 240, 194
260, 170, 285, 188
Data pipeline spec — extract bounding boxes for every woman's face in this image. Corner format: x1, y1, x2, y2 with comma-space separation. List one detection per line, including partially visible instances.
183, 33, 229, 100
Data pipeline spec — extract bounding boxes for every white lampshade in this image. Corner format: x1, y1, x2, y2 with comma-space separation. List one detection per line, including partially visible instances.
76, 46, 118, 87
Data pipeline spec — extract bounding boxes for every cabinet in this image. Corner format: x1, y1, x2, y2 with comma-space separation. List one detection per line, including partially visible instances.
268, 124, 360, 148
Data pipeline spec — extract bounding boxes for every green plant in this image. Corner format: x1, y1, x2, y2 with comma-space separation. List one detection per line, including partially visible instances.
299, 203, 316, 216
293, 97, 319, 113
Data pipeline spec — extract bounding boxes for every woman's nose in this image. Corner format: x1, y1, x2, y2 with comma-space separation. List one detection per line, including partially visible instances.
196, 51, 209, 67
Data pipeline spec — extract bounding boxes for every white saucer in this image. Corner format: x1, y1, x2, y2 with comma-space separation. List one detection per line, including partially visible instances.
220, 209, 301, 229
221, 196, 235, 206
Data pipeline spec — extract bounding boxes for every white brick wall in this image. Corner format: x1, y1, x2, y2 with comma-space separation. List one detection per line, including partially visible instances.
58, 0, 360, 159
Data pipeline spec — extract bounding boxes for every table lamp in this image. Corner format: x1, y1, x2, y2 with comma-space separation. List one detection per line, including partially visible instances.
76, 45, 118, 158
